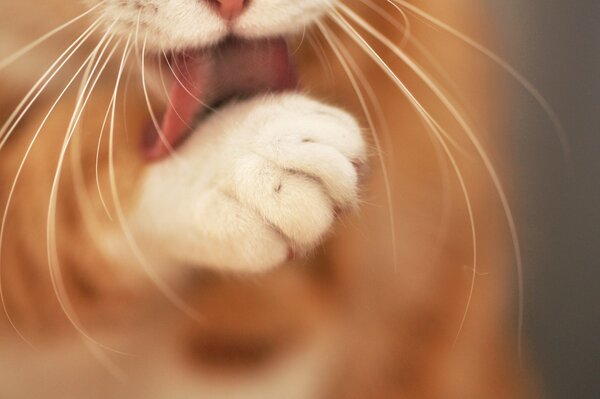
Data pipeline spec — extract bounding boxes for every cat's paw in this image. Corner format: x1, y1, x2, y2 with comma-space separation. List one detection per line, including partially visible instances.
128, 94, 366, 273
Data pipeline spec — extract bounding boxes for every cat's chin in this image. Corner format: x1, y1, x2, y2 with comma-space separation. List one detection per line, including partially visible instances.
142, 37, 300, 160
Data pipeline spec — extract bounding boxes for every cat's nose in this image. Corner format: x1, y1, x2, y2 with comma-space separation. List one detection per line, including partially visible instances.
208, 0, 247, 21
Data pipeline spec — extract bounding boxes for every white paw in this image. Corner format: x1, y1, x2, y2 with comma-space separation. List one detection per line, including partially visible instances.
129, 93, 366, 273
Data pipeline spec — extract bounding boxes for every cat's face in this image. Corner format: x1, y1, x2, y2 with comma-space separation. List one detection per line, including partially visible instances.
93, 0, 334, 50
84, 0, 335, 158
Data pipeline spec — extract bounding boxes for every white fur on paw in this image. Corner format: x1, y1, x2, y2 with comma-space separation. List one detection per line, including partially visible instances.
128, 93, 366, 273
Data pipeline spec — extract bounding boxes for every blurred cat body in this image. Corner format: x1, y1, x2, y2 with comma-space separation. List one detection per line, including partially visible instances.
0, 0, 531, 398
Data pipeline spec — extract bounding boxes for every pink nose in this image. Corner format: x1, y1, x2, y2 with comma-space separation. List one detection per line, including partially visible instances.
209, 0, 246, 21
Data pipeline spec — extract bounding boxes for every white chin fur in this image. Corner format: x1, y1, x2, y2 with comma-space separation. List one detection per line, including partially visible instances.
235, 0, 334, 39
110, 93, 365, 274
95, 0, 333, 51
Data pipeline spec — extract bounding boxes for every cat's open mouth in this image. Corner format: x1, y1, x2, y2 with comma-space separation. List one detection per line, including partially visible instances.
143, 37, 299, 159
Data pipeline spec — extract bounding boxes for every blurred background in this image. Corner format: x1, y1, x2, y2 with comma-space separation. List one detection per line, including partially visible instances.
490, 1, 599, 398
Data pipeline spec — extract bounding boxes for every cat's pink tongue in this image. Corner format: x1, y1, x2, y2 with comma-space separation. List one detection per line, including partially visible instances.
143, 56, 208, 159
143, 38, 299, 160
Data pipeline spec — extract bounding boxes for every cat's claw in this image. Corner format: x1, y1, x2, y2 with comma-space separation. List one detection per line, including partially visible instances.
126, 94, 366, 273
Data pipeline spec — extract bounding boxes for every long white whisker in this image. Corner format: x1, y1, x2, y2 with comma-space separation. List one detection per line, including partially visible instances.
0, 1, 105, 71
92, 52, 134, 223
158, 56, 192, 129
329, 8, 479, 343
334, 5, 468, 154
162, 50, 213, 110
95, 84, 118, 220
350, 8, 459, 269
46, 26, 129, 360
171, 50, 200, 91
0, 17, 104, 150
322, 18, 452, 257
106, 36, 202, 323
69, 108, 110, 254
336, 5, 519, 351
320, 26, 396, 161
356, 0, 474, 121
138, 40, 180, 159
391, 0, 569, 161
354, 0, 411, 48
306, 33, 335, 83
130, 10, 179, 160
0, 23, 110, 347
316, 22, 399, 271
69, 31, 121, 226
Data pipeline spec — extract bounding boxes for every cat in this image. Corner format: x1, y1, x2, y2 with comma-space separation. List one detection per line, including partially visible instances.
0, 0, 534, 398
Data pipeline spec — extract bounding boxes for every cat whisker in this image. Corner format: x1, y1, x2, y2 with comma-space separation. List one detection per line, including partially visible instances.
353, 0, 411, 48
337, 4, 536, 352
0, 17, 104, 151
68, 32, 121, 232
158, 57, 192, 130
317, 24, 396, 161
306, 32, 335, 83
94, 34, 138, 222
387, 0, 411, 48
181, 52, 202, 91
138, 33, 180, 160
162, 49, 212, 110
107, 35, 202, 324
342, 3, 458, 257
356, 0, 478, 135
0, 1, 106, 72
323, 20, 453, 264
336, 3, 469, 155
95, 80, 119, 221
0, 21, 111, 349
46, 26, 123, 361
329, 8, 479, 343
121, 64, 135, 138
172, 49, 201, 93
69, 107, 112, 247
316, 21, 399, 271
291, 26, 308, 56
391, 0, 570, 162
344, 0, 475, 258
50, 28, 117, 208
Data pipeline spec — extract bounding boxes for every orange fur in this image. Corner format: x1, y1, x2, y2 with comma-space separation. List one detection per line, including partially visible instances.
0, 0, 535, 397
